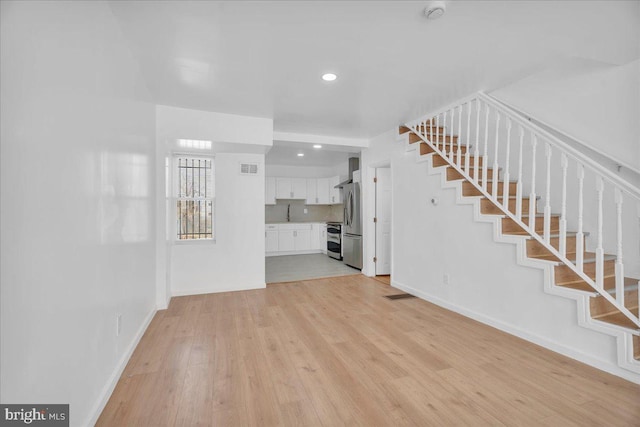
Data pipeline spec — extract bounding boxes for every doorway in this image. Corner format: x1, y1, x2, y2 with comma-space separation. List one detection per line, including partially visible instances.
375, 167, 391, 279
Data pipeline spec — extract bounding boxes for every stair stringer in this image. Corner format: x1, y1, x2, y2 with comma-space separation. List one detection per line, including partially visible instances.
406, 141, 640, 379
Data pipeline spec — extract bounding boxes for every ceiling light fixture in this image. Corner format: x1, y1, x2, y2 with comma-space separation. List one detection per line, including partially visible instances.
425, 1, 446, 20
297, 153, 304, 157
322, 73, 337, 82
313, 144, 322, 149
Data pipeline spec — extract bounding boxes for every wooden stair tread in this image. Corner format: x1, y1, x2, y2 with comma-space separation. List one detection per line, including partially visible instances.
592, 307, 639, 330
525, 231, 589, 240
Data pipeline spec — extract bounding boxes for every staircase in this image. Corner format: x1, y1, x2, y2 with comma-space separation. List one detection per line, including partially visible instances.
399, 92, 640, 377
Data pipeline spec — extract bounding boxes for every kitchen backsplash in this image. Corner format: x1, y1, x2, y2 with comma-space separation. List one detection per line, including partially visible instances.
265, 200, 344, 223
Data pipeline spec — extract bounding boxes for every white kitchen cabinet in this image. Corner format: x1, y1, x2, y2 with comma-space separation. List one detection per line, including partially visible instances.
276, 178, 292, 199
294, 229, 311, 251
265, 177, 276, 205
275, 177, 306, 199
329, 176, 341, 204
292, 178, 307, 199
316, 178, 330, 204
310, 223, 320, 249
265, 230, 278, 252
306, 179, 318, 204
320, 224, 327, 254
278, 229, 295, 251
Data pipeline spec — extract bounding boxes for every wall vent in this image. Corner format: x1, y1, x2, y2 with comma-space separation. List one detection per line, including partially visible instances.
239, 163, 259, 175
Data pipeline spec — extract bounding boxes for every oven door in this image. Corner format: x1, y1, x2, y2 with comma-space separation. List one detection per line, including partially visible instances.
327, 229, 342, 260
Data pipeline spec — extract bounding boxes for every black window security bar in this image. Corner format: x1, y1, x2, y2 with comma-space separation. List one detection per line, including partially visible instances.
177, 157, 213, 240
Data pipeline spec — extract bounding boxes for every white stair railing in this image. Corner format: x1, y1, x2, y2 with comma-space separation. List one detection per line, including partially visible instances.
405, 92, 640, 331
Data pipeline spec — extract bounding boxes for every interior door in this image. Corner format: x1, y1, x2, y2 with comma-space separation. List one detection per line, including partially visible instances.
375, 168, 391, 275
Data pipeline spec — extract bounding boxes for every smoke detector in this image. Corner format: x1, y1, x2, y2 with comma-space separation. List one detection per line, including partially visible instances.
425, 1, 446, 20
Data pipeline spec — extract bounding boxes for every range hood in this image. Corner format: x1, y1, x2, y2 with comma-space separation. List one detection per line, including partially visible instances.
334, 157, 359, 188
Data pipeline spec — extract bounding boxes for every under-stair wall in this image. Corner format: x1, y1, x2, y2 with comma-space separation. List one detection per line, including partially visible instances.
360, 130, 640, 384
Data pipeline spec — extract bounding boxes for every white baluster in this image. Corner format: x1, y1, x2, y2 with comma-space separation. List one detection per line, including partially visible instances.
492, 112, 501, 200
559, 153, 568, 258
482, 106, 490, 191
457, 105, 462, 168
430, 116, 434, 142
595, 177, 604, 290
543, 142, 552, 243
449, 108, 455, 161
529, 134, 538, 234
465, 101, 471, 173
436, 114, 441, 153
474, 101, 481, 185
443, 111, 448, 157
576, 164, 585, 272
502, 118, 512, 209
515, 126, 524, 220
614, 188, 624, 308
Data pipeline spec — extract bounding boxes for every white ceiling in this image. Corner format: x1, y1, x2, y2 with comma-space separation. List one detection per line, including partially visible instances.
266, 141, 359, 167
109, 1, 639, 139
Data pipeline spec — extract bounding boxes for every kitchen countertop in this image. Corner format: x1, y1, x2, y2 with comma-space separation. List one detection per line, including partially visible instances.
266, 221, 336, 225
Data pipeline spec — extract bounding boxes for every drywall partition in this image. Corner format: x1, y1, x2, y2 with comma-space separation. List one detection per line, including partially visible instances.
156, 106, 272, 297
491, 59, 640, 169
360, 131, 640, 383
1, 1, 157, 426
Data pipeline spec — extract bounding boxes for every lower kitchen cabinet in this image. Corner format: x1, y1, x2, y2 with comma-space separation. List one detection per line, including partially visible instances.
266, 223, 326, 256
278, 230, 295, 252
265, 230, 279, 252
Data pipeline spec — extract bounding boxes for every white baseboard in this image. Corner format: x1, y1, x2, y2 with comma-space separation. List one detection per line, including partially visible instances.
85, 307, 157, 426
392, 279, 640, 385
170, 282, 267, 297
266, 250, 323, 257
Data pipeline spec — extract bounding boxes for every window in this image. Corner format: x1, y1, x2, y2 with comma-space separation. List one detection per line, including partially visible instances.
175, 156, 214, 240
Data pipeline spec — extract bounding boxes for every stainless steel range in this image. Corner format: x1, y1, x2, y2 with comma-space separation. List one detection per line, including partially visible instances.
326, 222, 342, 260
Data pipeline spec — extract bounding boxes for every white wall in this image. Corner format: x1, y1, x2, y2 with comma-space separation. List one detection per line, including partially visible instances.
171, 153, 266, 295
155, 106, 272, 297
1, 1, 157, 426
492, 59, 640, 170
265, 160, 350, 180
360, 130, 640, 383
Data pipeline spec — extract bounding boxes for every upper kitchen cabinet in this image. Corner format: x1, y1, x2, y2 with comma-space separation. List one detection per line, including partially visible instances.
316, 178, 330, 204
269, 175, 343, 203
275, 177, 307, 200
329, 176, 341, 204
276, 177, 292, 199
306, 179, 318, 204
291, 178, 307, 199
266, 177, 276, 205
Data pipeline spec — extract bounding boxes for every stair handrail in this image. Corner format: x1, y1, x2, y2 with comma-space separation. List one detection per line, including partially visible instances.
405, 92, 640, 331
478, 92, 640, 201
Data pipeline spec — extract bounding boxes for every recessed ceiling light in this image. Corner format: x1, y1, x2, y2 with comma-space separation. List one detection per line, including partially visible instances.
425, 1, 446, 20
322, 73, 337, 82
313, 144, 322, 149
297, 153, 304, 157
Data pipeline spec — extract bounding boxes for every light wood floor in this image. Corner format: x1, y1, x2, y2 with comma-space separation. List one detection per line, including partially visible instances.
98, 275, 640, 426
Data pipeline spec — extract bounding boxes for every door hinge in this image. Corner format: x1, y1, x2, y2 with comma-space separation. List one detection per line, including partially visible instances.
373, 257, 377, 263
373, 217, 377, 223
373, 177, 377, 183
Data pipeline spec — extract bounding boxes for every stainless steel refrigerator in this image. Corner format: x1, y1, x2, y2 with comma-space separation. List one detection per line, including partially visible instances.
342, 182, 362, 269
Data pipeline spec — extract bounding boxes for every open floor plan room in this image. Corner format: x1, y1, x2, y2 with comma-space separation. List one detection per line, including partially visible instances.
98, 276, 640, 426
